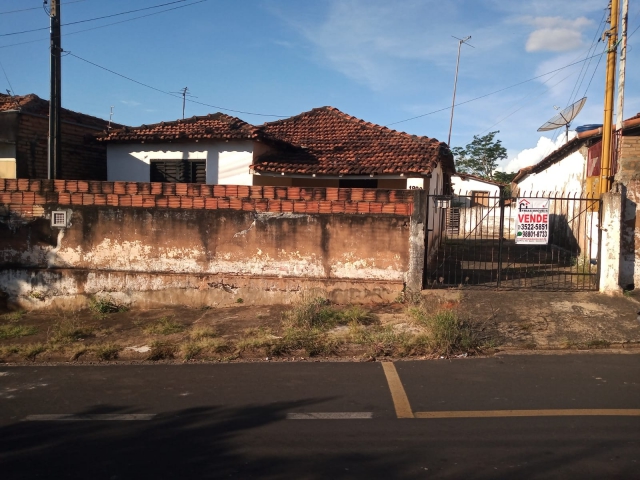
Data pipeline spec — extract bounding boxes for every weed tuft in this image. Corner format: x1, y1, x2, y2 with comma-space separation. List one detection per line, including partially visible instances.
147, 341, 176, 361
48, 319, 93, 344
0, 323, 37, 340
93, 343, 122, 361
21, 343, 46, 361
407, 302, 481, 356
1, 310, 25, 323
143, 317, 185, 335
89, 297, 128, 315
283, 297, 339, 330
189, 326, 218, 341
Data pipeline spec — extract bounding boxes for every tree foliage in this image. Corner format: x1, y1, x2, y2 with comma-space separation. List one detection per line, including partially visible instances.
492, 171, 517, 184
451, 131, 508, 180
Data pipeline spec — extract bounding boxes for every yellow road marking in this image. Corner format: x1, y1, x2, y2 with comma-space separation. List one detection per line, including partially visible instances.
415, 409, 640, 419
381, 362, 414, 419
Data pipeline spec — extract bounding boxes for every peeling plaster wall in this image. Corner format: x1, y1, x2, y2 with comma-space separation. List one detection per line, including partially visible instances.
0, 205, 412, 309
616, 135, 640, 289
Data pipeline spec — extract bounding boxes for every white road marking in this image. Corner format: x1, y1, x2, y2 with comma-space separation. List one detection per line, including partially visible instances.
286, 412, 373, 420
24, 414, 156, 421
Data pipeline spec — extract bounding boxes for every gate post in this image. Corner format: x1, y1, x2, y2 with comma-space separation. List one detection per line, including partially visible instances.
406, 189, 428, 294
599, 191, 623, 294
496, 196, 505, 288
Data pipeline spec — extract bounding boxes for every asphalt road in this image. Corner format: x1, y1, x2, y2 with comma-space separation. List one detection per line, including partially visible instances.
1, 354, 639, 479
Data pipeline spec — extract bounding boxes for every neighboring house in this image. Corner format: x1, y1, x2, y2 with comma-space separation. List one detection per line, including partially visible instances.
510, 130, 602, 197
96, 113, 259, 185
0, 93, 118, 180
450, 173, 503, 206
510, 115, 640, 289
97, 106, 455, 194
251, 106, 454, 194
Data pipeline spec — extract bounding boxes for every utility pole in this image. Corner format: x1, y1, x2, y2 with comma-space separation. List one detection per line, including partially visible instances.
599, 0, 620, 195
447, 36, 473, 146
48, 0, 62, 180
179, 87, 190, 119
615, 0, 628, 155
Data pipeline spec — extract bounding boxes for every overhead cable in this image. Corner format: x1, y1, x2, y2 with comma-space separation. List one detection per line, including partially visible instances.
0, 0, 204, 37
68, 52, 289, 118
385, 51, 607, 127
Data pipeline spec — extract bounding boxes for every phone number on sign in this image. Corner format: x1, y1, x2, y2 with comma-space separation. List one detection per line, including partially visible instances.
520, 230, 547, 238
520, 223, 548, 230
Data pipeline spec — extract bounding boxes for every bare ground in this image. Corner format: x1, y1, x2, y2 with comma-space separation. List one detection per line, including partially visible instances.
1, 289, 639, 365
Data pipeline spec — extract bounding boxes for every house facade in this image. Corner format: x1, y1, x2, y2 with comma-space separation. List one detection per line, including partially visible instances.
97, 106, 454, 194
0, 93, 116, 180
99, 113, 258, 185
511, 115, 640, 290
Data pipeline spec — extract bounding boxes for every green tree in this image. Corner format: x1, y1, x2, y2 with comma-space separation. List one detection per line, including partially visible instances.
493, 171, 517, 184
451, 131, 508, 180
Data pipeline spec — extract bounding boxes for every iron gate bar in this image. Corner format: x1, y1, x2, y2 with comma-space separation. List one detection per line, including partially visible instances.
424, 192, 601, 291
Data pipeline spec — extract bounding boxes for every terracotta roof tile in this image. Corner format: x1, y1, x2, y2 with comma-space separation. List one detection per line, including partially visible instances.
253, 106, 454, 176
0, 93, 120, 130
97, 113, 258, 142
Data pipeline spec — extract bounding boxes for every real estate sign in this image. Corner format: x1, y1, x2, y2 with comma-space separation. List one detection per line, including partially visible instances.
515, 198, 549, 245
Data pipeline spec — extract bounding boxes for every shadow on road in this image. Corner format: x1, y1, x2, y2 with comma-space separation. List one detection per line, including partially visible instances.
1, 402, 638, 479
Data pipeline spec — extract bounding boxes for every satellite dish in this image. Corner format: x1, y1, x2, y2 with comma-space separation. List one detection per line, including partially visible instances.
537, 97, 587, 140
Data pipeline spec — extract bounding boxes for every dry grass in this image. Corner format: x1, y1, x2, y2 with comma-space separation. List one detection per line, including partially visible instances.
0, 323, 37, 340
143, 317, 185, 335
93, 343, 122, 361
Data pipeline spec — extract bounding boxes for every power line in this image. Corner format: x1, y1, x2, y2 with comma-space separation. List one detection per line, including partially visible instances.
0, 0, 201, 37
0, 0, 86, 16
0, 58, 16, 95
0, 1, 209, 49
67, 52, 289, 118
385, 50, 607, 127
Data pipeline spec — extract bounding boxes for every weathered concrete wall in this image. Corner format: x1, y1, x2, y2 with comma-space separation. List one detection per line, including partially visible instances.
0, 179, 421, 309
615, 135, 640, 289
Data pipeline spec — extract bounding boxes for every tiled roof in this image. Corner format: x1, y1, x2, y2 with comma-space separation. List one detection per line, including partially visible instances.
0, 93, 119, 130
97, 113, 258, 142
253, 107, 454, 176
454, 173, 505, 187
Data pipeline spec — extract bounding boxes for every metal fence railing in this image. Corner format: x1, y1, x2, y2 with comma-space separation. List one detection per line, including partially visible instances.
424, 192, 601, 290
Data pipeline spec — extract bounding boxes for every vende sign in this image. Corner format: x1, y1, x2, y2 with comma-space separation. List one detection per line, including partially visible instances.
515, 198, 549, 245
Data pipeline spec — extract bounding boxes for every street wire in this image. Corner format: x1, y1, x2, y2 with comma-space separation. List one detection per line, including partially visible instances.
385, 51, 608, 127
0, 0, 87, 16
0, 1, 209, 49
67, 52, 289, 118
0, 0, 202, 37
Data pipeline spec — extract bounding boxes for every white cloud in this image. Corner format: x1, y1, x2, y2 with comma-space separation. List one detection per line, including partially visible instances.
120, 100, 141, 107
269, 0, 471, 90
522, 16, 592, 52
502, 131, 576, 173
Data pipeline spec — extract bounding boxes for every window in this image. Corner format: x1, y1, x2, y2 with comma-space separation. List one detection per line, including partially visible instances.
150, 159, 206, 184
471, 191, 490, 207
51, 211, 67, 228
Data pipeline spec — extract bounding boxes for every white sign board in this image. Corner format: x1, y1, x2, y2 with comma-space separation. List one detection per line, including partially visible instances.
515, 198, 549, 244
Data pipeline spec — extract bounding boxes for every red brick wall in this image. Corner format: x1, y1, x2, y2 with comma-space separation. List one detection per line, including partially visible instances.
15, 113, 107, 180
0, 180, 415, 216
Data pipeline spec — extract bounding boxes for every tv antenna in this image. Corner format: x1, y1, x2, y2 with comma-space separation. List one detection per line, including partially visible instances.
537, 97, 587, 141
171, 87, 197, 119
447, 35, 474, 146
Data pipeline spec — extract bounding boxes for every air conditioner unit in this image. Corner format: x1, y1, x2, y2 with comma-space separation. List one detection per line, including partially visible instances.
51, 210, 68, 228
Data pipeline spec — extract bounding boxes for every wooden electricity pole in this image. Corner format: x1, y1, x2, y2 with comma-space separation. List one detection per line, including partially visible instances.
48, 0, 62, 180
599, 0, 620, 195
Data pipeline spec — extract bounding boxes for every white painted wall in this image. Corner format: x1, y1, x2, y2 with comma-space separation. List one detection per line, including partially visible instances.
516, 149, 586, 195
451, 175, 501, 196
107, 140, 254, 185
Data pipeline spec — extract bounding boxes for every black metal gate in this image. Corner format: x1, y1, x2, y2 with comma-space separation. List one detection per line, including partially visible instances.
424, 193, 601, 290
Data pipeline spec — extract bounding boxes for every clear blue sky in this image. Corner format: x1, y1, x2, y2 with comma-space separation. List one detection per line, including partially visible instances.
1, 0, 639, 172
